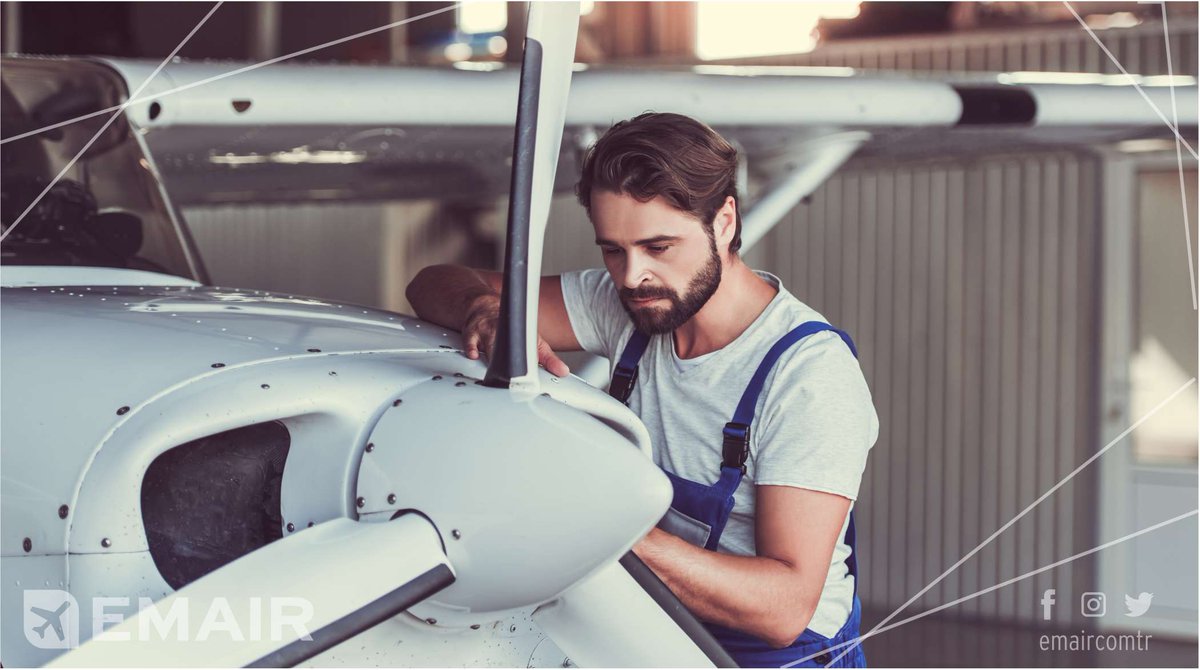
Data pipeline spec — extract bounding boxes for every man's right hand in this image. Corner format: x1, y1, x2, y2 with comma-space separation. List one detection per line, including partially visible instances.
462, 292, 571, 377
407, 264, 580, 378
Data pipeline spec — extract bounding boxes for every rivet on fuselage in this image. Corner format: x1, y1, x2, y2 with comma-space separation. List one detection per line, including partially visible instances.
393, 399, 402, 407
116, 406, 130, 415
451, 529, 461, 540
58, 505, 68, 519
365, 443, 375, 453
425, 618, 437, 625
455, 381, 466, 387
356, 497, 365, 508
22, 538, 31, 552
286, 523, 295, 532
211, 363, 225, 368
387, 494, 396, 505
432, 375, 442, 381
101, 538, 112, 548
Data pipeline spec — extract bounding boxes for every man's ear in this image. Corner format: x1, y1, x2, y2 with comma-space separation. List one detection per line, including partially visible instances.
714, 196, 738, 257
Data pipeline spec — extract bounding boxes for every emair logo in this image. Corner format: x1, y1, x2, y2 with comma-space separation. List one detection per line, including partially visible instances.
23, 590, 79, 650
1124, 592, 1154, 618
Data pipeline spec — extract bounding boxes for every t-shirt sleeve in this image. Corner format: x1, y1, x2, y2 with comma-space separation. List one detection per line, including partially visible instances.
752, 330, 880, 501
559, 269, 629, 359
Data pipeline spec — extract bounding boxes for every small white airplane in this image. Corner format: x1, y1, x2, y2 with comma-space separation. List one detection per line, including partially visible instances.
1, 3, 1195, 667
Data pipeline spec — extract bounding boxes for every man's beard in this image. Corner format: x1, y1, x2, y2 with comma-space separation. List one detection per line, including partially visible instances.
619, 242, 722, 335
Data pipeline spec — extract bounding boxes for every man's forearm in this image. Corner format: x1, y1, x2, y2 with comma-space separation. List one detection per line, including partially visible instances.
405, 264, 497, 330
634, 528, 817, 648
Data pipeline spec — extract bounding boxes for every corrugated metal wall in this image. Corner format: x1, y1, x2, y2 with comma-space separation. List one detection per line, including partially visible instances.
183, 200, 489, 314
185, 203, 390, 305
755, 153, 1103, 626
709, 14, 1190, 628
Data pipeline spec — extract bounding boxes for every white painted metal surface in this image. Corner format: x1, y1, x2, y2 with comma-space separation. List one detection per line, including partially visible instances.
103, 61, 961, 130
0, 283, 449, 557
357, 376, 671, 620
0, 267, 201, 287
534, 562, 716, 668
97, 58, 1198, 133
1027, 81, 1199, 126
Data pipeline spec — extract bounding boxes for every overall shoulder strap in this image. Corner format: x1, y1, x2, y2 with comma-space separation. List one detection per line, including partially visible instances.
726, 321, 863, 593
722, 321, 858, 470
608, 329, 651, 404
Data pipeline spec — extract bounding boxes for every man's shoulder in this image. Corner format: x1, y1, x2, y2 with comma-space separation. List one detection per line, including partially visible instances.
750, 282, 862, 381
560, 267, 616, 295
558, 268, 629, 358
755, 278, 843, 351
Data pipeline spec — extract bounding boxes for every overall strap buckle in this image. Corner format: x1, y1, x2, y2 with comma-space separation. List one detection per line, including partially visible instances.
722, 422, 751, 473
608, 366, 639, 404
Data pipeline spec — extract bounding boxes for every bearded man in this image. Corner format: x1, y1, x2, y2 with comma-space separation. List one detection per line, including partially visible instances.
406, 112, 879, 668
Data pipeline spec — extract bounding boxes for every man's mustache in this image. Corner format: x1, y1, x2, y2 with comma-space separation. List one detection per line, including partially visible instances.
620, 286, 677, 302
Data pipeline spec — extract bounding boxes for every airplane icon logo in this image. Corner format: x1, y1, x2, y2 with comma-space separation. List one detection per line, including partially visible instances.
30, 601, 71, 640
23, 590, 79, 649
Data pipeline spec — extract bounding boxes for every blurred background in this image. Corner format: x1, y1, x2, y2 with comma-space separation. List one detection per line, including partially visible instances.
2, 2, 1197, 666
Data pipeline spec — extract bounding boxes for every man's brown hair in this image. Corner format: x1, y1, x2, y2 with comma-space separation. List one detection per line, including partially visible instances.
576, 112, 742, 254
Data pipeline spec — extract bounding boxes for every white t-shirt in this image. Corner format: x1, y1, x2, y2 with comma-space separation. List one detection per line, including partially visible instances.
560, 268, 880, 638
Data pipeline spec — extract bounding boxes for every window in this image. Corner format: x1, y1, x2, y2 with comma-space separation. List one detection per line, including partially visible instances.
1131, 168, 1198, 464
695, 2, 861, 61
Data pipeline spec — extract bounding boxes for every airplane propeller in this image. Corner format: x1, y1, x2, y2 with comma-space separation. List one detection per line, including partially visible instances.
51, 516, 454, 667
483, 2, 578, 393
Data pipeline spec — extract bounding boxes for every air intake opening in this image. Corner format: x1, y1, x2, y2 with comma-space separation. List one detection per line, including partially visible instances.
142, 421, 290, 589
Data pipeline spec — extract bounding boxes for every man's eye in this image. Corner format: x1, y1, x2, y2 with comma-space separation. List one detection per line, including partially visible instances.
647, 245, 669, 254
601, 247, 622, 255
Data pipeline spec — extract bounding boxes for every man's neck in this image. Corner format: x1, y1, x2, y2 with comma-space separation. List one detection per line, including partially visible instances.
672, 258, 777, 359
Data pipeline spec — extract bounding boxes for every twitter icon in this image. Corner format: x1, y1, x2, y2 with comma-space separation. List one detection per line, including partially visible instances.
1124, 592, 1153, 617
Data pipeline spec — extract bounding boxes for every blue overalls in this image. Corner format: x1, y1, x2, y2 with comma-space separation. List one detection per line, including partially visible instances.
609, 321, 867, 668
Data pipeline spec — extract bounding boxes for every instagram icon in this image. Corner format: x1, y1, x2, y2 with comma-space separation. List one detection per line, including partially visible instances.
1081, 592, 1107, 617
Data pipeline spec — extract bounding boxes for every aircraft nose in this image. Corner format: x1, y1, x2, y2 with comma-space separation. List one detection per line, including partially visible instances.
355, 375, 670, 616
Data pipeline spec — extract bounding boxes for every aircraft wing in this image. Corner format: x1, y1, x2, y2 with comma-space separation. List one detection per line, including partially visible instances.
5, 58, 1193, 206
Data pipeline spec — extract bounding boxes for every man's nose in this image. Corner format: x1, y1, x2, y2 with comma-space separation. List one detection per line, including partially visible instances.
622, 255, 651, 289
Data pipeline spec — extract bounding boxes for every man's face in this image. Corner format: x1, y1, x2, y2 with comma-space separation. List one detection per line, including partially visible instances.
590, 191, 722, 335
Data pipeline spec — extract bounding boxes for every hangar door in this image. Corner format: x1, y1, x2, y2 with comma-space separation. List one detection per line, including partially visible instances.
1098, 160, 1198, 641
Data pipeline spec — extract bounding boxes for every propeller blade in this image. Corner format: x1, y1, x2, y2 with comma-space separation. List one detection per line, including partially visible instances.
51, 515, 453, 668
485, 1, 580, 391
534, 559, 732, 668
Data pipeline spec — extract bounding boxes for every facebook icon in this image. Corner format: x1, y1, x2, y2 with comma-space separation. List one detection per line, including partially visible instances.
1041, 589, 1056, 620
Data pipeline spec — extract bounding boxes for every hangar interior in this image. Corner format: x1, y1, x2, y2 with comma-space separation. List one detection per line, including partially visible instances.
2, 2, 1197, 667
